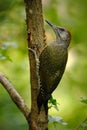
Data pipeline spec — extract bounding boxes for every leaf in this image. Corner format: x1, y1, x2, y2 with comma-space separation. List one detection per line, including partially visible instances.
0, 42, 17, 62
48, 95, 59, 111
0, 54, 12, 62
48, 115, 67, 125
80, 97, 87, 104
81, 122, 87, 128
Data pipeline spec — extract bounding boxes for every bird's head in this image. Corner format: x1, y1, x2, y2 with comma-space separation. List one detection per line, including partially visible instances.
45, 20, 71, 48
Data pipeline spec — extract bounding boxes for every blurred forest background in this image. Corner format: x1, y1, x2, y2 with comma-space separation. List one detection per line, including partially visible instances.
0, 0, 87, 130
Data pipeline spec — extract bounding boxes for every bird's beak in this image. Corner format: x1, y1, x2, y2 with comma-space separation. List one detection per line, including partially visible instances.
45, 20, 61, 38
45, 20, 54, 27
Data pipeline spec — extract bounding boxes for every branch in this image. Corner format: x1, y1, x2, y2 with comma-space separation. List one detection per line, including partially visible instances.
0, 72, 30, 120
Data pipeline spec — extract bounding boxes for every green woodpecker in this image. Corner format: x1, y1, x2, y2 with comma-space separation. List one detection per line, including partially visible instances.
37, 20, 71, 114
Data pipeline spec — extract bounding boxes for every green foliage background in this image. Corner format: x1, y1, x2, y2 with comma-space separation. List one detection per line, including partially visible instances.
0, 0, 87, 129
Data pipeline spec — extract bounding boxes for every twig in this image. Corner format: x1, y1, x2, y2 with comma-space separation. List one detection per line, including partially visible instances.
74, 117, 87, 130
0, 72, 30, 120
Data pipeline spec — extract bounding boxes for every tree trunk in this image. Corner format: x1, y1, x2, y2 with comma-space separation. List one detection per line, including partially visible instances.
24, 0, 48, 130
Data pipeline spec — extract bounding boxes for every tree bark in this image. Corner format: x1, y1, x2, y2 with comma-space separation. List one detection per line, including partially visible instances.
24, 0, 48, 130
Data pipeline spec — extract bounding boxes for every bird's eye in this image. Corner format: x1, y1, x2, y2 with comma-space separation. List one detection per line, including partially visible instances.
60, 28, 65, 31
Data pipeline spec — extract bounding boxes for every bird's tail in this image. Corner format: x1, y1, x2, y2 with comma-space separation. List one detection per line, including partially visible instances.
37, 91, 48, 115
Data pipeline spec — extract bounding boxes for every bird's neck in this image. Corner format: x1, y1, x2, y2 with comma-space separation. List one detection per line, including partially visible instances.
56, 39, 69, 49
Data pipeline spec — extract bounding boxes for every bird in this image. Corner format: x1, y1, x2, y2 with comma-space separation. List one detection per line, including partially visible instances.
37, 20, 71, 114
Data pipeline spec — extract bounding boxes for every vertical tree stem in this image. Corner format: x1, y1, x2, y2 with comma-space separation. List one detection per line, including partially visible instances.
24, 0, 48, 130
